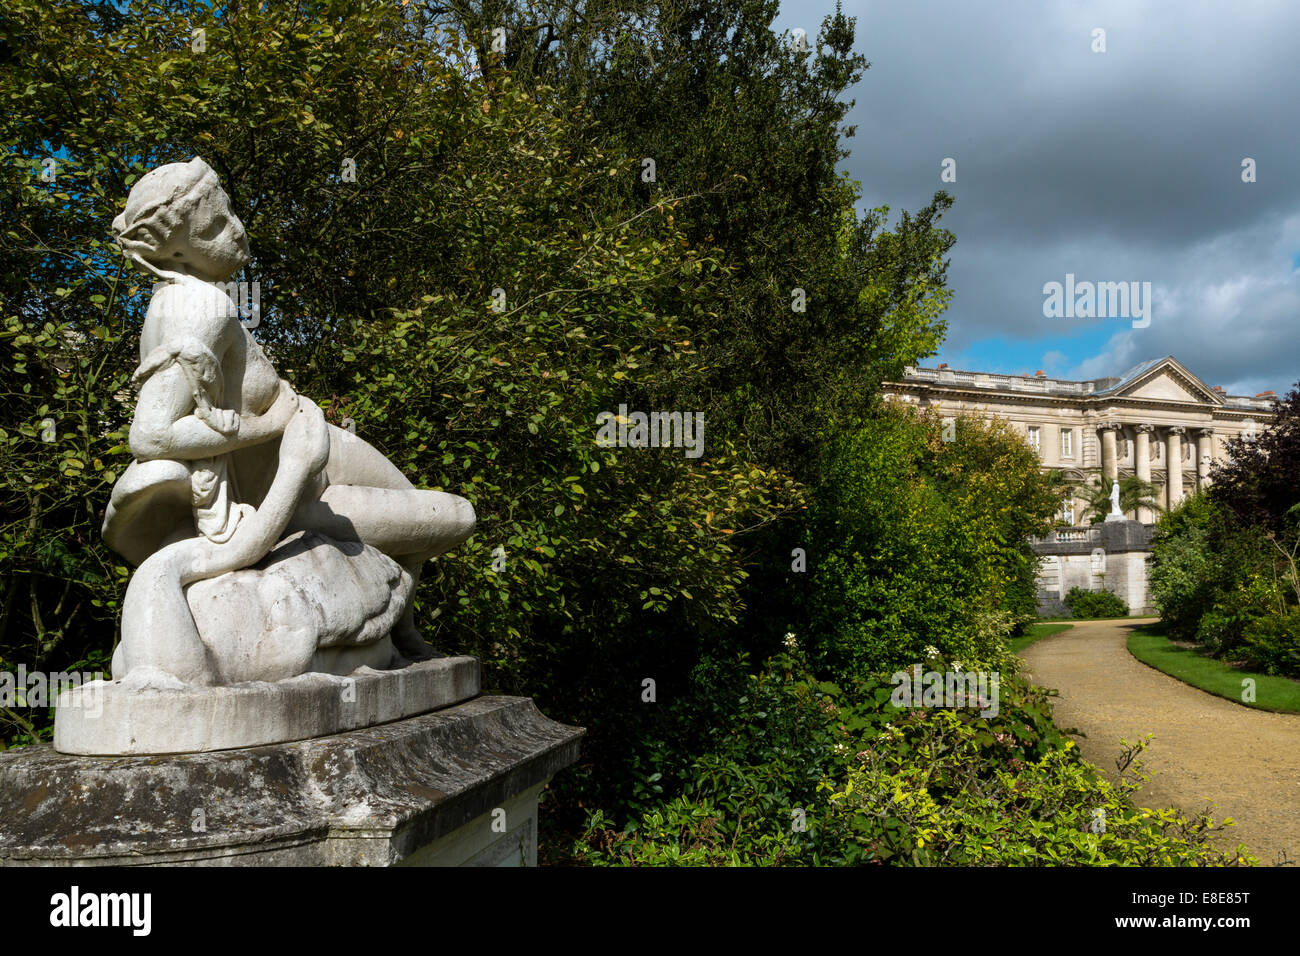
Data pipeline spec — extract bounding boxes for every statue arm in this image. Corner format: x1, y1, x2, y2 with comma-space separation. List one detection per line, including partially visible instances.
130, 368, 298, 462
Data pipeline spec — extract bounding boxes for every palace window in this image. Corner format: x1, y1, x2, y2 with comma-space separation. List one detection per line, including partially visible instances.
1060, 428, 1074, 459
1027, 425, 1041, 452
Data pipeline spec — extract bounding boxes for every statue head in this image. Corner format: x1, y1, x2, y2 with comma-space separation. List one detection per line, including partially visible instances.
112, 157, 249, 282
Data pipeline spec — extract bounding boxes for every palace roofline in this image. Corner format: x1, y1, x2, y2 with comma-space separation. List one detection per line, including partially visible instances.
887, 355, 1277, 413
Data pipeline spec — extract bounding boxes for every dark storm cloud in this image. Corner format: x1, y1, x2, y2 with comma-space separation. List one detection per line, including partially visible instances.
780, 0, 1300, 394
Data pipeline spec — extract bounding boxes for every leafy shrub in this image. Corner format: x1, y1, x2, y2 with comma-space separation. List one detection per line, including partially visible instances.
1149, 495, 1268, 641
797, 406, 1058, 682
1063, 587, 1128, 619
1149, 499, 1222, 638
821, 718, 1248, 865
1192, 571, 1280, 655
1196, 609, 1247, 656
572, 648, 1254, 866
1149, 487, 1299, 672
1240, 609, 1300, 677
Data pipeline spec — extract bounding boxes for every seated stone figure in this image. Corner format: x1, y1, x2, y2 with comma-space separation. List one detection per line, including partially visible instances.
105, 157, 474, 686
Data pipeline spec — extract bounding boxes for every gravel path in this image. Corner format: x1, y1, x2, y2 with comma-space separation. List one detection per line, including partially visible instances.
1021, 618, 1300, 865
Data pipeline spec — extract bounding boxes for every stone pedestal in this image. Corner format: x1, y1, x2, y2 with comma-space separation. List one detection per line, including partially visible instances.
0, 696, 582, 866
54, 656, 481, 755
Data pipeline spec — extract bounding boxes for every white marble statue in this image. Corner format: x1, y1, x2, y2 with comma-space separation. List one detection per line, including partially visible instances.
104, 157, 475, 686
1109, 478, 1122, 517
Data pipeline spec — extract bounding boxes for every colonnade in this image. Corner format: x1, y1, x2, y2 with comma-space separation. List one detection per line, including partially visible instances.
1095, 422, 1215, 521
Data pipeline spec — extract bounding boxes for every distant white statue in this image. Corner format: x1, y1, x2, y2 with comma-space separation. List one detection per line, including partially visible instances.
104, 157, 475, 686
1107, 478, 1123, 519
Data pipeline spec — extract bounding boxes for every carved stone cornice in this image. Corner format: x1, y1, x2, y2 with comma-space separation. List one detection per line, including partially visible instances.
881, 377, 1276, 428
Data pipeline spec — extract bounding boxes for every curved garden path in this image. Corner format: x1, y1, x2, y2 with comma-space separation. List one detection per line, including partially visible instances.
1021, 618, 1300, 865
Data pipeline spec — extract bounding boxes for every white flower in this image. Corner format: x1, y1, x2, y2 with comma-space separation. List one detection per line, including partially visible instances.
952, 660, 963, 672
783, 632, 798, 650
923, 645, 940, 659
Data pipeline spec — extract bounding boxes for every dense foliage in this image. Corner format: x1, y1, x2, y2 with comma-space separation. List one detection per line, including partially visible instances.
1063, 587, 1128, 619
571, 645, 1254, 866
797, 406, 1059, 682
430, 0, 955, 480
1149, 386, 1300, 676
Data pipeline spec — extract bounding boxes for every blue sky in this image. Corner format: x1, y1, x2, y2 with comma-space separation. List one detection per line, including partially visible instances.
775, 0, 1300, 396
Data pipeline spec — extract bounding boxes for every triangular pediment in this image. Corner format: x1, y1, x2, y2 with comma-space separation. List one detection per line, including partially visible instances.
1105, 357, 1223, 405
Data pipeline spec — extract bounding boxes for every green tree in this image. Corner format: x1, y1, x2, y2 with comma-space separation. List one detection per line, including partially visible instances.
1212, 382, 1300, 535
401, 0, 963, 798
428, 0, 955, 478
1149, 494, 1271, 644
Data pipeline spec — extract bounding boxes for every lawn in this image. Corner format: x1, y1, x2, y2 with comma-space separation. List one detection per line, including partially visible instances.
1010, 622, 1073, 655
1127, 626, 1300, 713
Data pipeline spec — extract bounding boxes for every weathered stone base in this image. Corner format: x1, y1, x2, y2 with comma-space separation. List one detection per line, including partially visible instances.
0, 695, 583, 866
53, 655, 480, 756
1032, 520, 1156, 616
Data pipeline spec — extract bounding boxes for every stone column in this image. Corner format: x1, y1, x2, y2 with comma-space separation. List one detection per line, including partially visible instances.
1196, 428, 1215, 491
1099, 423, 1119, 484
1134, 424, 1154, 522
1165, 426, 1185, 509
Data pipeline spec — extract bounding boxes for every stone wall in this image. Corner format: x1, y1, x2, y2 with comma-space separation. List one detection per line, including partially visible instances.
1031, 520, 1154, 616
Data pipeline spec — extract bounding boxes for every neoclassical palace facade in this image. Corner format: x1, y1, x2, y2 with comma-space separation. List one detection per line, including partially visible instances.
882, 356, 1278, 525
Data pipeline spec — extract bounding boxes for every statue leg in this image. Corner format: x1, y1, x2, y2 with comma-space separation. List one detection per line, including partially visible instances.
114, 545, 216, 685
287, 446, 475, 658
287, 425, 475, 656
289, 484, 475, 560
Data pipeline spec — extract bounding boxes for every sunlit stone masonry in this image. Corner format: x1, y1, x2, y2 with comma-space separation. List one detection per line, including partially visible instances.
883, 356, 1277, 614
